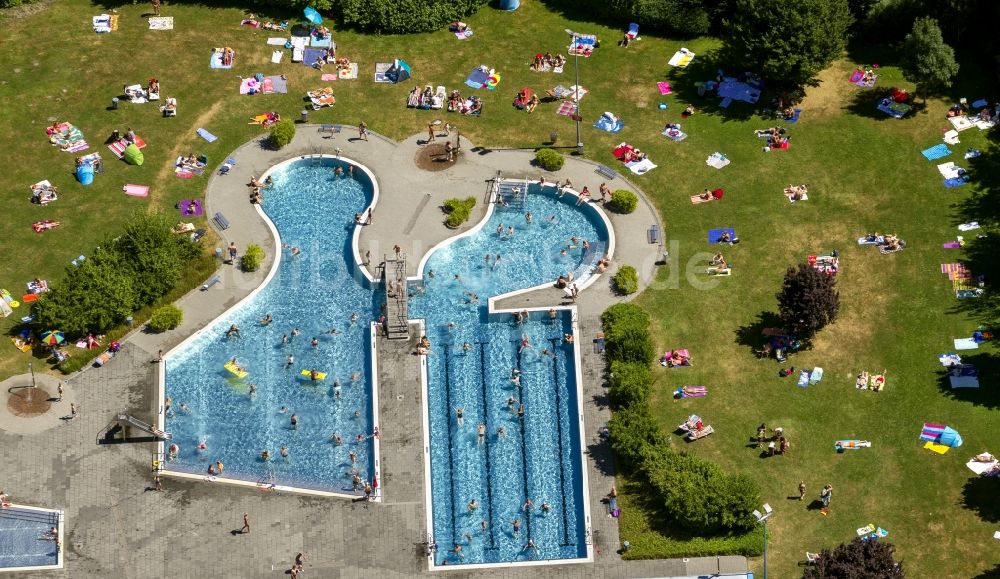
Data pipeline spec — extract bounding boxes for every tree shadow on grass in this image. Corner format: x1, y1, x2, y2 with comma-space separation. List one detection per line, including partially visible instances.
734, 311, 784, 354
973, 563, 1000, 579
662, 49, 759, 124
962, 475, 1000, 524
935, 352, 1000, 410
843, 86, 928, 121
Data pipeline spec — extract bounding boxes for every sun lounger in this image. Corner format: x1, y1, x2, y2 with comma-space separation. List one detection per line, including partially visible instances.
311, 95, 336, 110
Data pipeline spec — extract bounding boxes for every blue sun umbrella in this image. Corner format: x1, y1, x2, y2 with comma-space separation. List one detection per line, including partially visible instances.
304, 6, 323, 26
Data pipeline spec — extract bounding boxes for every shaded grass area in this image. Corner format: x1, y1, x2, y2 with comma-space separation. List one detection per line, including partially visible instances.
0, 1, 998, 577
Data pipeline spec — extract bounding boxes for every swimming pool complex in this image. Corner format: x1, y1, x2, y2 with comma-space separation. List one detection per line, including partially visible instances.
163, 158, 610, 566
0, 505, 63, 571
163, 158, 379, 495
411, 182, 609, 566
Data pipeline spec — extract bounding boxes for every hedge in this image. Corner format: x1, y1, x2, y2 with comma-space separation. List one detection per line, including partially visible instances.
148, 305, 183, 333
443, 196, 477, 228
535, 148, 565, 171
601, 303, 650, 335
242, 244, 265, 272
614, 265, 639, 295
609, 189, 639, 214
609, 360, 653, 409
608, 405, 666, 472
268, 119, 296, 149
338, 0, 489, 34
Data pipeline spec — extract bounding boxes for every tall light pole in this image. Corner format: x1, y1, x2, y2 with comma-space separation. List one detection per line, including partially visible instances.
753, 503, 773, 579
567, 29, 583, 155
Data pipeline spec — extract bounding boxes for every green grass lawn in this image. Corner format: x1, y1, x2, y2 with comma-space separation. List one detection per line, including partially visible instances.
1, 1, 998, 576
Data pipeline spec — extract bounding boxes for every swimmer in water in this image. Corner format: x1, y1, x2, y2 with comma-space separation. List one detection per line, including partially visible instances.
225, 324, 240, 338
280, 446, 289, 458
331, 433, 343, 445
291, 328, 301, 337
168, 443, 180, 459
525, 212, 533, 224
261, 449, 271, 461
507, 225, 514, 236
497, 224, 504, 236
350, 312, 359, 323
290, 414, 298, 428
197, 441, 208, 450
286, 355, 295, 367
477, 423, 486, 444
282, 334, 289, 345
497, 425, 506, 437
249, 383, 257, 396
350, 372, 360, 382
324, 328, 341, 335
455, 407, 464, 426
463, 342, 472, 352
179, 403, 190, 413
259, 314, 273, 325
311, 337, 319, 348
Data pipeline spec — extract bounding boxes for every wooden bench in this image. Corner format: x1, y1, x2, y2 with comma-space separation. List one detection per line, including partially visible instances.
647, 224, 660, 245
595, 164, 618, 180
212, 212, 230, 231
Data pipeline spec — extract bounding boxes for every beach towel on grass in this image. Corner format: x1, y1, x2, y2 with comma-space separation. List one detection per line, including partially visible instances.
945, 176, 970, 188
338, 63, 359, 80
877, 100, 909, 118
556, 101, 578, 116
108, 136, 146, 158
668, 48, 694, 68
626, 158, 656, 175
937, 162, 965, 179
708, 228, 735, 243
267, 37, 288, 45
923, 144, 952, 160
210, 51, 234, 69
271, 50, 284, 64
657, 82, 672, 95
93, 14, 112, 33
264, 76, 287, 94
568, 34, 597, 57
302, 48, 326, 67
148, 16, 173, 30
785, 108, 802, 123
196, 128, 218, 143
706, 152, 730, 169
949, 116, 975, 131
662, 127, 688, 141
943, 130, 960, 145
594, 116, 624, 133
849, 70, 877, 88
465, 68, 490, 89
310, 35, 332, 48
958, 222, 980, 231
954, 338, 979, 350
375, 62, 392, 83
123, 184, 149, 197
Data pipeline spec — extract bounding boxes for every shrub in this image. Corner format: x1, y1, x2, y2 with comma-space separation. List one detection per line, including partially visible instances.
241, 244, 265, 272
614, 265, 639, 295
268, 119, 296, 149
337, 0, 489, 34
643, 446, 760, 535
602, 303, 650, 334
608, 189, 639, 214
148, 305, 183, 332
609, 360, 653, 409
776, 263, 840, 337
606, 322, 655, 365
442, 196, 477, 228
535, 148, 565, 171
608, 406, 667, 472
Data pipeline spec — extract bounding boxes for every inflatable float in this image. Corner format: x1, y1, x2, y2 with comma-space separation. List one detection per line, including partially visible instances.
224, 361, 248, 378
300, 369, 327, 380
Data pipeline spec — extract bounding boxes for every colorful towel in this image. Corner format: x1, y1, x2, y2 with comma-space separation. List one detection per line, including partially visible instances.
850, 70, 877, 88
107, 136, 146, 158
310, 35, 332, 48
708, 228, 735, 243
338, 63, 359, 80
148, 16, 173, 30
321, 73, 337, 81
922, 144, 952, 161
178, 199, 203, 216
657, 82, 672, 95
877, 100, 909, 118
706, 152, 730, 169
465, 68, 490, 89
48, 122, 89, 153
123, 184, 149, 197
210, 50, 235, 69
568, 34, 597, 57
265, 75, 287, 94
594, 117, 624, 133
196, 128, 218, 143
797, 369, 810, 387
556, 100, 578, 116
785, 108, 802, 123
668, 48, 695, 68
662, 127, 688, 141
924, 441, 951, 454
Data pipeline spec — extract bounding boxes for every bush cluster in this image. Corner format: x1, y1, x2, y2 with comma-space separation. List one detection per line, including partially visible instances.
608, 190, 639, 214
241, 244, 265, 272
32, 212, 201, 337
337, 0, 489, 34
442, 196, 477, 228
268, 119, 296, 149
148, 305, 183, 333
535, 148, 565, 171
600, 302, 761, 537
613, 265, 639, 295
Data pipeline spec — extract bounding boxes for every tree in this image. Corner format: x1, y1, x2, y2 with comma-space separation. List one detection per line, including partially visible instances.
901, 17, 959, 100
776, 264, 840, 337
721, 0, 853, 88
803, 537, 904, 578
112, 212, 199, 306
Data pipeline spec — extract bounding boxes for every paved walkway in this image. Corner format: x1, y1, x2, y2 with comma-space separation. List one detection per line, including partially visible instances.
0, 127, 747, 578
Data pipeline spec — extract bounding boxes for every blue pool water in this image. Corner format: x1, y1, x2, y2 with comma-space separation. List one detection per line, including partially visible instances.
0, 508, 60, 568
164, 159, 377, 492
411, 183, 608, 565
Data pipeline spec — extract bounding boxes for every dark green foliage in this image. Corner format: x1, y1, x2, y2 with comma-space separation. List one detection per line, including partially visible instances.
601, 302, 650, 335
608, 405, 667, 472
901, 17, 959, 100
33, 252, 138, 336
114, 212, 200, 306
32, 212, 200, 337
608, 189, 639, 214
535, 148, 565, 171
0, 0, 31, 7
338, 0, 489, 34
776, 263, 840, 337
540, 0, 711, 36
614, 265, 640, 295
241, 244, 265, 272
148, 305, 183, 332
721, 0, 853, 88
268, 119, 296, 149
606, 321, 655, 364
803, 537, 905, 578
609, 360, 653, 408
644, 446, 761, 535
442, 196, 477, 228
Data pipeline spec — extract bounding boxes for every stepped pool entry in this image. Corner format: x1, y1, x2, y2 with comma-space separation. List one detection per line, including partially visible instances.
162, 160, 610, 567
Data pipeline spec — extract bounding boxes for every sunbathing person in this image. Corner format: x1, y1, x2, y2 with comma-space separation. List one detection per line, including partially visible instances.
553, 54, 566, 68
531, 54, 544, 71
336, 57, 351, 70
222, 47, 234, 67
449, 21, 469, 33
313, 56, 325, 70
466, 97, 482, 115
682, 104, 696, 116
448, 93, 461, 112
526, 93, 540, 113
147, 78, 159, 95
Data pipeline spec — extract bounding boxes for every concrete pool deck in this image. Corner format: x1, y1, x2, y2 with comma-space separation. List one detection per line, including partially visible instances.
0, 127, 748, 577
